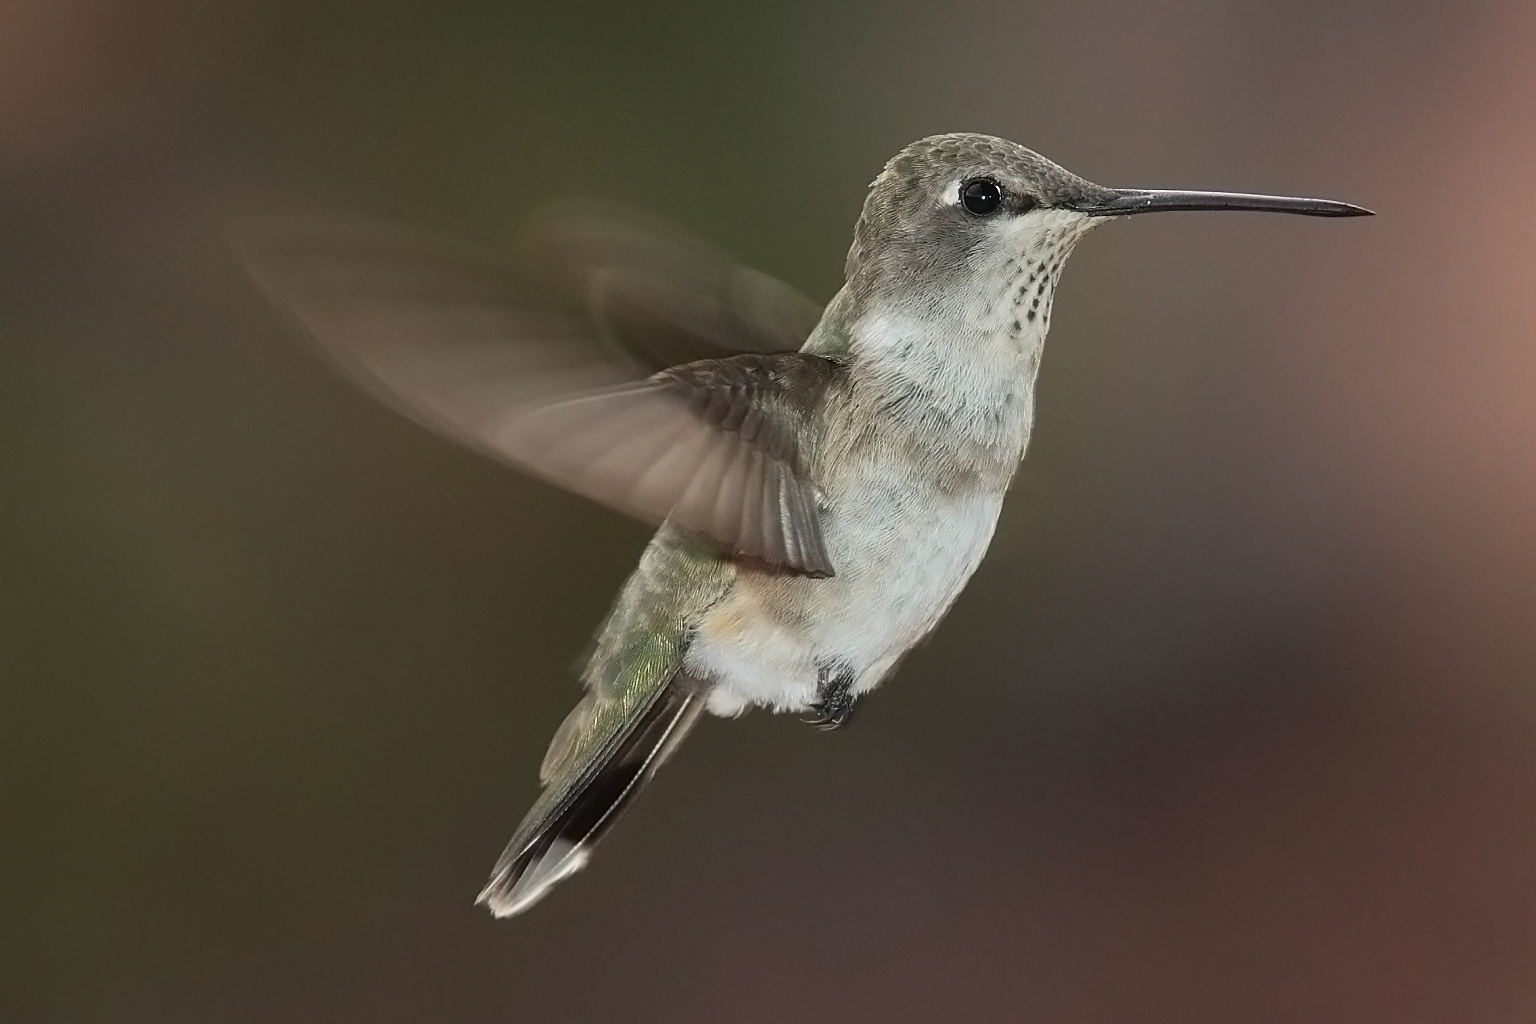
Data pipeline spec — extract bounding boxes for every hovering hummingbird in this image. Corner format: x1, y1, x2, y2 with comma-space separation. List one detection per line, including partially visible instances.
241, 133, 1370, 917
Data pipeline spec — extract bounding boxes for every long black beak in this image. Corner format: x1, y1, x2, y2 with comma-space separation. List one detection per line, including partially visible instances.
1075, 189, 1373, 218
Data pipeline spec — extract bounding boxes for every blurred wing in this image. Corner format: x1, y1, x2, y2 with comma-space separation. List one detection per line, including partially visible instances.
238, 216, 838, 576
527, 201, 824, 369
511, 353, 839, 576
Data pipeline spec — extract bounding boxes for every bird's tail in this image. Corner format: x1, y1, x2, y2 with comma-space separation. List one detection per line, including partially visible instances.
476, 671, 708, 917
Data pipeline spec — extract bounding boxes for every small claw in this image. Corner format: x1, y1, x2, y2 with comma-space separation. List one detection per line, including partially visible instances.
803, 698, 855, 731
806, 663, 857, 730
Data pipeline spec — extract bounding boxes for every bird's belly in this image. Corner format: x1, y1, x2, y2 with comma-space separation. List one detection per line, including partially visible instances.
687, 471, 1006, 716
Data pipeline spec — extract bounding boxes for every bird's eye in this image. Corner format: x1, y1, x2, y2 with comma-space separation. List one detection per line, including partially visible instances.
960, 178, 1004, 216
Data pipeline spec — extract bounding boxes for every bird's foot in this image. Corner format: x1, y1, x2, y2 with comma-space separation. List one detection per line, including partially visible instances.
805, 665, 857, 730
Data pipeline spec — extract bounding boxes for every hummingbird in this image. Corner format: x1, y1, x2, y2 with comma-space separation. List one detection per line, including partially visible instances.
240, 132, 1371, 918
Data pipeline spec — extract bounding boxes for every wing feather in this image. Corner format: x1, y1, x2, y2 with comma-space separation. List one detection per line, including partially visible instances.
239, 215, 842, 575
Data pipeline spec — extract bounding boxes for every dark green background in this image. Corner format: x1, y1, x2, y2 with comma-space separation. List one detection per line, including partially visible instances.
5, 1, 1536, 1021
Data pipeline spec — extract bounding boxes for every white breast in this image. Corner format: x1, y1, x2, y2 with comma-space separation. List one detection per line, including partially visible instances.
686, 307, 1042, 718
808, 460, 1007, 672
687, 462, 1007, 717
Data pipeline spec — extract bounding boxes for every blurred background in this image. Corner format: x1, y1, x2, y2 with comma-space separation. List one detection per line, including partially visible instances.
4, 1, 1536, 1021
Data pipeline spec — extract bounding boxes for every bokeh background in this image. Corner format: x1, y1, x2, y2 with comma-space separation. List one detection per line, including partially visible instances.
4, 1, 1536, 1021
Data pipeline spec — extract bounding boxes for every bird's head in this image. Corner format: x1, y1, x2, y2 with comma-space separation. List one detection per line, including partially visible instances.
844, 132, 1370, 336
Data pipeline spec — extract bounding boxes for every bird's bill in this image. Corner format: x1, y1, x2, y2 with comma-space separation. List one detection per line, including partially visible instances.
1074, 189, 1374, 218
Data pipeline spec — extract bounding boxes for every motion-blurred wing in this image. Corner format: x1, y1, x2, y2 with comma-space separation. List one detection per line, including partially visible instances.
511, 353, 839, 575
239, 216, 838, 576
527, 201, 824, 369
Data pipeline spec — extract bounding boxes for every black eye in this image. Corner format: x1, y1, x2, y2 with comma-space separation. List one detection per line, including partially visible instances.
960, 178, 1003, 216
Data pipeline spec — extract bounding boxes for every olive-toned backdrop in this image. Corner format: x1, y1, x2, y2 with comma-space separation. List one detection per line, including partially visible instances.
5, 2, 1536, 1021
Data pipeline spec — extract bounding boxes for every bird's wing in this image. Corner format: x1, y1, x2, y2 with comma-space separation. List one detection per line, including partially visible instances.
527, 200, 824, 369
505, 353, 839, 576
238, 214, 839, 576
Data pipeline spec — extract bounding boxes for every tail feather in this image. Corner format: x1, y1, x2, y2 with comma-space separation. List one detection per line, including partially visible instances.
477, 671, 707, 917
